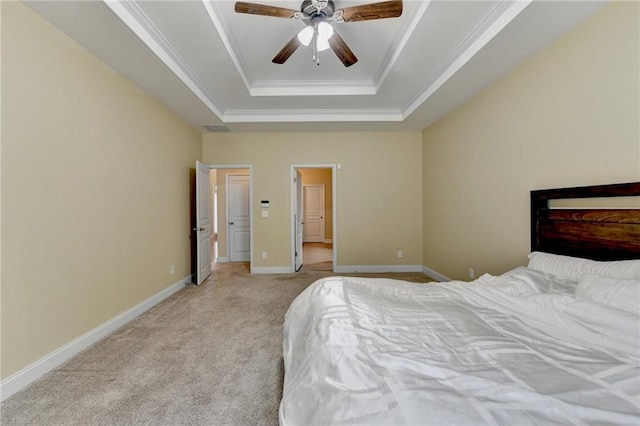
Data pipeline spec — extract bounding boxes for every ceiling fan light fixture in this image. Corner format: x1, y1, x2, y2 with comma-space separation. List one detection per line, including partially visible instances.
297, 26, 314, 46
316, 22, 333, 51
298, 22, 333, 52
318, 21, 334, 39
316, 37, 330, 52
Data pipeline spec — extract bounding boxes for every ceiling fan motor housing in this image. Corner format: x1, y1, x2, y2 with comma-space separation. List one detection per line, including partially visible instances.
301, 0, 335, 19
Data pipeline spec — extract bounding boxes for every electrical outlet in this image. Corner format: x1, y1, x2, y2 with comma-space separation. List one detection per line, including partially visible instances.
397, 250, 403, 258
262, 251, 267, 259
170, 265, 175, 275
469, 268, 475, 279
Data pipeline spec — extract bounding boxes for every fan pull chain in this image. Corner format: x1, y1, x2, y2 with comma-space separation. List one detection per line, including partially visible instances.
312, 26, 320, 65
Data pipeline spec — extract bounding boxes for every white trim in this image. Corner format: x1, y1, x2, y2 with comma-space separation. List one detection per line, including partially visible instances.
291, 164, 338, 273
0, 276, 189, 402
223, 109, 403, 123
323, 239, 333, 244
335, 265, 423, 273
422, 266, 451, 282
250, 80, 376, 97
216, 256, 229, 263
252, 266, 294, 274
291, 167, 300, 273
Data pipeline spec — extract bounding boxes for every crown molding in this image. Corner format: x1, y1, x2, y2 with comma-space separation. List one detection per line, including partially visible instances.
104, 0, 225, 119
223, 108, 403, 123
401, 0, 532, 119
373, 0, 431, 91
250, 79, 376, 96
202, 0, 254, 93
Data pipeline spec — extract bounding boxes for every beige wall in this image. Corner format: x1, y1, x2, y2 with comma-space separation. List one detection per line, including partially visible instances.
1, 2, 201, 379
299, 168, 333, 240
203, 132, 423, 269
421, 1, 640, 281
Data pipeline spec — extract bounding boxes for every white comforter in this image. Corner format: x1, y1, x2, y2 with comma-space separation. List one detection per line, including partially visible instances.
280, 269, 640, 425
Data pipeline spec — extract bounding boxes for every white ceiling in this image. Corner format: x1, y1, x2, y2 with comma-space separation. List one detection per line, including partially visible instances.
25, 0, 606, 132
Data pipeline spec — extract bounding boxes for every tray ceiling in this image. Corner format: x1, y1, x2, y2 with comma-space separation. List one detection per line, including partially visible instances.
25, 0, 606, 132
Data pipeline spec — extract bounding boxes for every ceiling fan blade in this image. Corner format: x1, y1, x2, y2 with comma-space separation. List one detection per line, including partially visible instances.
273, 35, 301, 64
235, 2, 298, 18
328, 31, 358, 67
339, 0, 402, 22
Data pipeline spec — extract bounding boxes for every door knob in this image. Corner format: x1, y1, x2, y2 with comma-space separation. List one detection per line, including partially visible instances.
229, 222, 234, 225
199, 227, 205, 232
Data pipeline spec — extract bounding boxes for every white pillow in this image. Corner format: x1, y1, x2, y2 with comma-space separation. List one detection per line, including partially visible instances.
575, 274, 640, 314
504, 266, 578, 294
527, 251, 640, 281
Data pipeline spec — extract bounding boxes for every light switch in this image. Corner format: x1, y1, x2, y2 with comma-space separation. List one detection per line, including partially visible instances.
261, 210, 269, 218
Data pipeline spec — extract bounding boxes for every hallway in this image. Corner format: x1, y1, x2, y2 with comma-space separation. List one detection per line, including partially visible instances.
301, 242, 333, 272
211, 237, 332, 272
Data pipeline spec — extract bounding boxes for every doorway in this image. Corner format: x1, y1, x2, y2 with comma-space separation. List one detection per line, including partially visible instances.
195, 164, 253, 285
291, 165, 336, 272
227, 174, 250, 262
213, 168, 250, 266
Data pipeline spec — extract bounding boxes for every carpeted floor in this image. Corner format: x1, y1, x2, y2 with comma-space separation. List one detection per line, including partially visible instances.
1, 263, 431, 425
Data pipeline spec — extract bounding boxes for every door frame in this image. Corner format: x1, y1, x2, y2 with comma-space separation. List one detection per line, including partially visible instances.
295, 169, 304, 272
202, 164, 254, 272
290, 164, 337, 272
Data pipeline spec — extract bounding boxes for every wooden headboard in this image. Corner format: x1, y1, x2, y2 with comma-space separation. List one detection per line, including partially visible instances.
531, 182, 640, 261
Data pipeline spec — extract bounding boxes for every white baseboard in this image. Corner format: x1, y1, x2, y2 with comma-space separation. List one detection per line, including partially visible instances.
323, 239, 333, 244
251, 266, 294, 274
422, 266, 451, 282
216, 256, 228, 263
0, 275, 189, 402
334, 265, 423, 273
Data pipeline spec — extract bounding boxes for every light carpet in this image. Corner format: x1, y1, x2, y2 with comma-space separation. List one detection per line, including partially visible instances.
1, 263, 432, 425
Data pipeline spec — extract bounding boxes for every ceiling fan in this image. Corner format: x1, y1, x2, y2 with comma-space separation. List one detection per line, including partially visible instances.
234, 0, 403, 67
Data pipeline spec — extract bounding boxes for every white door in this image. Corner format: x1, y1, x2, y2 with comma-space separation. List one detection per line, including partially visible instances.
228, 174, 250, 262
196, 161, 211, 285
294, 170, 304, 271
303, 184, 325, 242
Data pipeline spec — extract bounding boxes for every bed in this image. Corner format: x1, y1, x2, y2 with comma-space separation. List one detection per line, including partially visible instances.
279, 182, 640, 425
